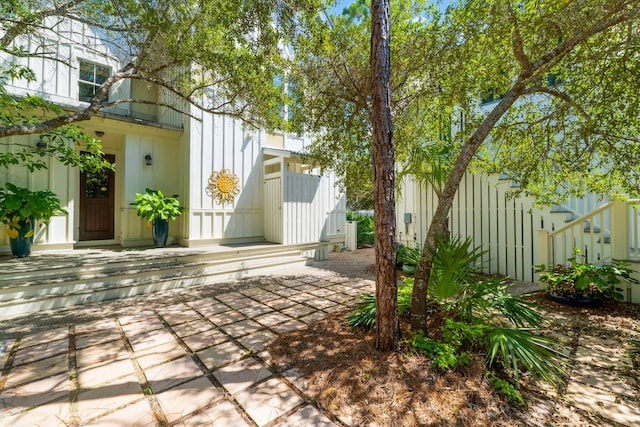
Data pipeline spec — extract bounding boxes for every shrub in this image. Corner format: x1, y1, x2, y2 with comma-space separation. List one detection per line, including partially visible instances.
346, 210, 374, 246
347, 235, 568, 389
535, 250, 636, 301
485, 372, 524, 405
346, 278, 413, 328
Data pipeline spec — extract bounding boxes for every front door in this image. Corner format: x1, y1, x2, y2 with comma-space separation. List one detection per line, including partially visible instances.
79, 153, 115, 241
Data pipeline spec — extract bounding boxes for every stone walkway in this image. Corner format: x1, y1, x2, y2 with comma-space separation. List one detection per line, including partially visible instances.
0, 267, 373, 426
0, 263, 639, 426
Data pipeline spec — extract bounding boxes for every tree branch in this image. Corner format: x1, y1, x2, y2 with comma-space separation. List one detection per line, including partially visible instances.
525, 86, 593, 126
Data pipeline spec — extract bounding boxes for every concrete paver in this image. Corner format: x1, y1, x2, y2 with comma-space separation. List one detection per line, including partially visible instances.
0, 398, 71, 427
219, 319, 263, 338
134, 341, 186, 370
88, 398, 156, 426
76, 376, 143, 422
144, 355, 203, 393
237, 329, 278, 353
213, 358, 272, 395
0, 372, 68, 416
78, 357, 137, 389
197, 341, 246, 370
209, 310, 247, 326
235, 378, 304, 426
181, 328, 229, 352
1, 260, 638, 426
155, 376, 224, 424
179, 399, 250, 426
254, 311, 293, 327
12, 338, 68, 365
4, 354, 67, 387
276, 404, 338, 426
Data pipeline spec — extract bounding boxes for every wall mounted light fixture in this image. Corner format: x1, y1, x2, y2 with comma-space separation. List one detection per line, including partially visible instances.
95, 130, 105, 137
144, 154, 153, 166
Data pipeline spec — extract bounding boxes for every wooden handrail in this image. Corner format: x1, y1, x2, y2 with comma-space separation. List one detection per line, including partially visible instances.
548, 201, 613, 238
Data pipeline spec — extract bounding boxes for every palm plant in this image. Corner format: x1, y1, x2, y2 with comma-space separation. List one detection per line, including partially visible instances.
346, 235, 568, 388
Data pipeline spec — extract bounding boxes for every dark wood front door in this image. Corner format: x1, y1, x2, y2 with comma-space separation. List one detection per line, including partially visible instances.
79, 154, 115, 241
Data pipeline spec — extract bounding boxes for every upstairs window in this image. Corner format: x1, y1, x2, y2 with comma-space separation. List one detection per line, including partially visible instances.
78, 60, 110, 103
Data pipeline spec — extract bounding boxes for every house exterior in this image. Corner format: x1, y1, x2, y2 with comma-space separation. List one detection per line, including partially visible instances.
0, 20, 346, 255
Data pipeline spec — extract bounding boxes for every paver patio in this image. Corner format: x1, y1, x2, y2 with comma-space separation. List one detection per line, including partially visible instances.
0, 261, 639, 426
0, 266, 369, 426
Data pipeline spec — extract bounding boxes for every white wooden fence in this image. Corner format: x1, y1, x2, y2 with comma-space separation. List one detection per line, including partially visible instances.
397, 172, 640, 289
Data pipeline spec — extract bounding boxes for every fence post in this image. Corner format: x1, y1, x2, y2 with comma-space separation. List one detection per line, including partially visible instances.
346, 221, 358, 251
610, 200, 630, 261
535, 229, 549, 267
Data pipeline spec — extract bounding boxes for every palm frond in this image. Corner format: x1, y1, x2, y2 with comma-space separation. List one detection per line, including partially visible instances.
487, 327, 567, 386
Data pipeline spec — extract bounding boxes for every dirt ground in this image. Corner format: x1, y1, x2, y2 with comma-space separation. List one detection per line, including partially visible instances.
268, 247, 640, 427
314, 246, 377, 280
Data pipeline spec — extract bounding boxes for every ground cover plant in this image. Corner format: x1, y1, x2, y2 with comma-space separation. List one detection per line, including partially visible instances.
347, 237, 567, 392
267, 248, 640, 426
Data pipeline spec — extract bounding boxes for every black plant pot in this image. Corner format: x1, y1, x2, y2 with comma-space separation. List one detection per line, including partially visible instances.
546, 291, 602, 307
152, 219, 169, 247
9, 219, 34, 258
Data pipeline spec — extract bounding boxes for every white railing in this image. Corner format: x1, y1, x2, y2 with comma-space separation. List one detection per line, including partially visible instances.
547, 201, 613, 265
629, 199, 640, 260
542, 199, 640, 266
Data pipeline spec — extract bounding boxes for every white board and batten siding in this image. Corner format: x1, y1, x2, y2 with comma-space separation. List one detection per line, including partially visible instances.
281, 171, 345, 245
397, 172, 555, 283
184, 111, 264, 245
0, 134, 76, 250
263, 149, 346, 247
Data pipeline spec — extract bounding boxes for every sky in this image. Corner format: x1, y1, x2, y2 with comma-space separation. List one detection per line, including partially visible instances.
328, 0, 450, 15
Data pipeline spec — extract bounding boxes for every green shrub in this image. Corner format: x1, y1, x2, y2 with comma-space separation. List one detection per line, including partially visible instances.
346, 211, 374, 246
535, 249, 637, 300
485, 372, 524, 405
345, 292, 377, 329
406, 330, 471, 370
346, 278, 413, 328
486, 327, 566, 386
397, 244, 421, 266
429, 235, 486, 300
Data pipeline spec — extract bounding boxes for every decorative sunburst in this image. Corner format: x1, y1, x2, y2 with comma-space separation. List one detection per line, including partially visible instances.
206, 168, 240, 205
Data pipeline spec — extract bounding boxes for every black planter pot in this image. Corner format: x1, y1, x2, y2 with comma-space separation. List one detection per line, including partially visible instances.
9, 218, 34, 258
152, 219, 169, 247
546, 291, 602, 307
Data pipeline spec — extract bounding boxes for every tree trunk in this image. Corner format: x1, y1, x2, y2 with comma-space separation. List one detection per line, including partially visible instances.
410, 86, 524, 331
371, 0, 399, 351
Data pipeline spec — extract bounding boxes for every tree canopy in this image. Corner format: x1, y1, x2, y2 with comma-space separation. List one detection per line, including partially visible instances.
287, 0, 640, 330
0, 0, 320, 171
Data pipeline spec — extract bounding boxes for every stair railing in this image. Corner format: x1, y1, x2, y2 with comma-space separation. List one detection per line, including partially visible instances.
538, 200, 640, 267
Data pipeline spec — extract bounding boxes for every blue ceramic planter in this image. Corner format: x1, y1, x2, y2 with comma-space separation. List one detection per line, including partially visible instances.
152, 219, 169, 247
9, 219, 34, 258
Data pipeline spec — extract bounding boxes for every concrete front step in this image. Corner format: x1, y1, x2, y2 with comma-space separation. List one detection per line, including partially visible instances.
0, 243, 322, 319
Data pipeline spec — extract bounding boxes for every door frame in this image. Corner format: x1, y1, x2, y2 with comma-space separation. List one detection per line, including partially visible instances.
74, 150, 121, 246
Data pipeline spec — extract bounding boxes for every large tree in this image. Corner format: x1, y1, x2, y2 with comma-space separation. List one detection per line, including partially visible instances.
288, 0, 640, 332
0, 0, 318, 171
370, 0, 398, 350
289, 0, 445, 348
289, 0, 444, 206
409, 0, 640, 329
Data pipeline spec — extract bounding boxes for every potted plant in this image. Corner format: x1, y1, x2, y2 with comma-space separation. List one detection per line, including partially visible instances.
130, 188, 183, 247
535, 251, 636, 306
0, 183, 67, 257
398, 244, 421, 275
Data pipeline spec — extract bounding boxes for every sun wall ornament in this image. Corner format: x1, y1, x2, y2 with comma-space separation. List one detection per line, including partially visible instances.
206, 168, 240, 205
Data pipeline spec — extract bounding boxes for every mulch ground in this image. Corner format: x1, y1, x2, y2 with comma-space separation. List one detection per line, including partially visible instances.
267, 291, 640, 427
